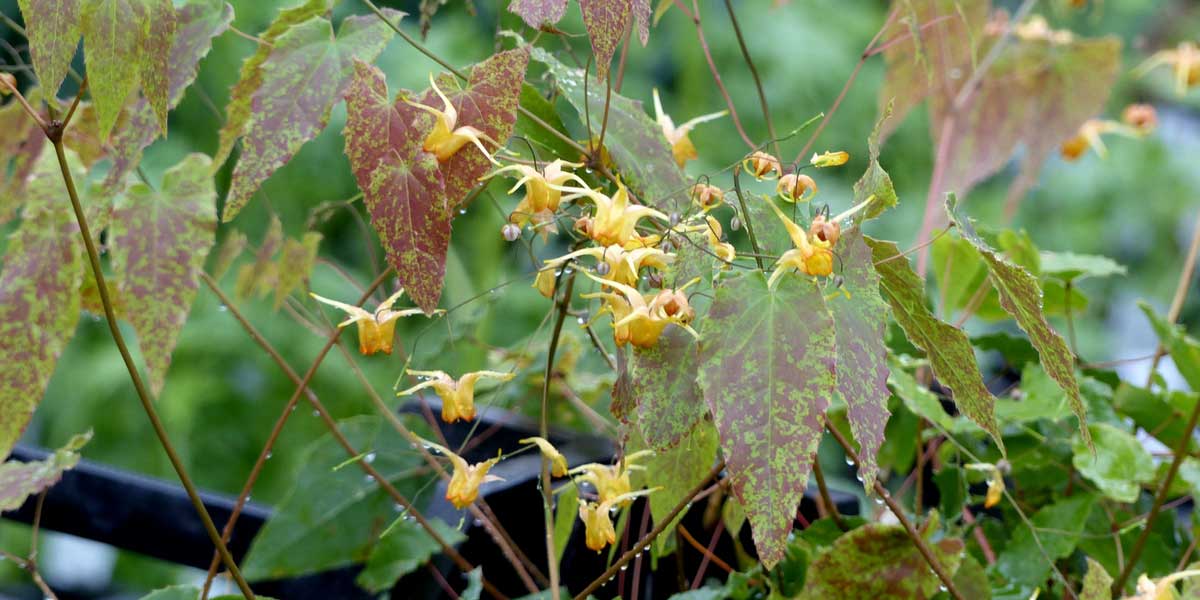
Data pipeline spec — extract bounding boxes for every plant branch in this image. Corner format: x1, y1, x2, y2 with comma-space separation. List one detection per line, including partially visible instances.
680, 0, 755, 149
0, 74, 48, 132
62, 75, 88, 129
1146, 209, 1200, 386
723, 0, 779, 159
731, 165, 765, 270
810, 457, 847, 530
826, 422, 965, 600
542, 269, 577, 600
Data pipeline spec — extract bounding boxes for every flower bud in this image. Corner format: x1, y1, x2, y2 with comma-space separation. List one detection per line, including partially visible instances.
1121, 103, 1157, 133
595, 261, 611, 276
501, 223, 521, 242
809, 214, 840, 245
810, 150, 849, 168
690, 183, 724, 209
574, 216, 594, 237
776, 173, 817, 203
742, 151, 781, 179
647, 272, 663, 289
730, 216, 742, 231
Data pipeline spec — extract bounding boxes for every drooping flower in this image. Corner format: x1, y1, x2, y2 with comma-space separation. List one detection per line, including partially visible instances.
1121, 103, 1158, 134
776, 173, 818, 203
407, 73, 499, 163
569, 450, 653, 505
704, 216, 736, 265
1135, 41, 1200, 96
582, 272, 699, 348
486, 159, 588, 228
310, 289, 432, 355
424, 440, 504, 509
1059, 118, 1140, 161
652, 89, 727, 168
690, 183, 724, 211
809, 213, 841, 246
761, 197, 834, 284
578, 488, 657, 551
556, 181, 669, 248
398, 370, 515, 423
543, 245, 672, 288
810, 150, 849, 168
520, 436, 569, 477
534, 269, 558, 299
742, 151, 782, 180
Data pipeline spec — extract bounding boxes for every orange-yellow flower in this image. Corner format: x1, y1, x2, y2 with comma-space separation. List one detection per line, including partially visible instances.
690, 183, 724, 211
425, 441, 504, 509
762, 197, 834, 284
533, 269, 558, 299
1059, 119, 1140, 161
578, 488, 657, 551
704, 216, 736, 265
742, 151, 782, 180
582, 273, 699, 348
556, 181, 669, 248
520, 436, 568, 477
408, 73, 498, 163
652, 89, 726, 168
810, 150, 849, 168
777, 173, 818, 203
310, 289, 432, 355
569, 450, 653, 505
1121, 103, 1158, 134
1135, 41, 1200, 96
399, 370, 515, 424
486, 159, 588, 228
544, 245, 672, 288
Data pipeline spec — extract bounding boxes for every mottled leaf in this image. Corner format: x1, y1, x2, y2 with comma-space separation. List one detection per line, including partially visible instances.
1072, 423, 1154, 503
828, 230, 891, 490
1081, 557, 1113, 600
242, 415, 431, 580
697, 271, 834, 569
221, 10, 401, 221
357, 518, 465, 593
953, 555, 992, 600
630, 419, 718, 552
509, 0, 569, 28
0, 151, 90, 459
343, 60, 449, 314
1141, 303, 1200, 391
234, 215, 282, 300
579, 0, 630, 81
273, 232, 321, 310
0, 431, 89, 511
799, 523, 964, 600
947, 196, 1087, 447
853, 99, 898, 221
865, 236, 1002, 450
109, 154, 216, 396
210, 229, 247, 280
996, 494, 1094, 589
532, 48, 688, 212
80, 0, 177, 138
212, 0, 332, 169
16, 0, 80, 95
103, 0, 233, 191
0, 98, 47, 222
1039, 251, 1126, 282
631, 325, 705, 450
418, 46, 530, 209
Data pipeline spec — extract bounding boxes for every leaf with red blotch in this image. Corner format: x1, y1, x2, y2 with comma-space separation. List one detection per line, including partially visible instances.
697, 271, 835, 569
801, 523, 964, 598
417, 46, 530, 209
235, 215, 283, 300
579, 0, 630, 81
631, 325, 705, 450
344, 60, 449, 315
16, 0, 82, 95
0, 150, 92, 459
630, 0, 650, 45
104, 0, 233, 192
80, 0, 177, 138
0, 431, 90, 510
828, 230, 891, 492
109, 153, 218, 396
273, 232, 321, 310
212, 0, 331, 170
221, 9, 402, 222
0, 98, 47, 223
508, 0, 569, 28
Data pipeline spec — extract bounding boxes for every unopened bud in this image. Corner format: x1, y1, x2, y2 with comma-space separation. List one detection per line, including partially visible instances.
730, 216, 742, 231
810, 150, 849, 168
647, 272, 663, 289
595, 261, 611, 276
1121, 103, 1157, 133
690, 183, 724, 209
669, 212, 681, 227
777, 173, 817, 203
501, 223, 521, 242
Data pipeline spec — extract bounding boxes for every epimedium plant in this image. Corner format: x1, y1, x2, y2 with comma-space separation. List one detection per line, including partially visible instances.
0, 0, 1199, 600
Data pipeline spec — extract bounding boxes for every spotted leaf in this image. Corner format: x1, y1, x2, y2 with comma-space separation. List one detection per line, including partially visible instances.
579, 0, 630, 81
508, 0, 569, 29
273, 232, 321, 310
697, 271, 834, 569
631, 325, 705, 450
0, 431, 90, 511
16, 0, 82, 95
799, 523, 964, 599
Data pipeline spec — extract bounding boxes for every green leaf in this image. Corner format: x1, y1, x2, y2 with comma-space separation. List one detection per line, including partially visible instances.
947, 196, 1088, 447
953, 555, 992, 600
109, 154, 217, 396
531, 47, 689, 213
995, 364, 1073, 424
697, 271, 834, 569
930, 233, 994, 316
1141, 302, 1200, 391
1039, 251, 1126, 282
798, 523, 963, 599
853, 99, 898, 221
273, 232, 321, 310
221, 10, 400, 221
80, 0, 177, 138
865, 236, 1002, 450
357, 517, 465, 593
241, 415, 431, 581
578, 0, 630, 81
888, 357, 954, 430
829, 230, 891, 490
1114, 383, 1200, 453
631, 420, 718, 553
212, 0, 332, 170
103, 0, 233, 192
137, 585, 201, 600
16, 0, 82, 95
1072, 423, 1154, 503
0, 431, 90, 511
972, 332, 1039, 367
631, 325, 705, 450
515, 83, 578, 161
996, 494, 1095, 590
0, 150, 91, 459
1080, 557, 1113, 600
462, 567, 484, 600
553, 481, 578, 566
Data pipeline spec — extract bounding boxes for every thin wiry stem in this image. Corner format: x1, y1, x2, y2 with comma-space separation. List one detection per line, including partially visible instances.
1145, 209, 1200, 385
810, 458, 846, 530
542, 270, 577, 600
678, 0, 755, 149
723, 0, 779, 159
731, 165, 765, 271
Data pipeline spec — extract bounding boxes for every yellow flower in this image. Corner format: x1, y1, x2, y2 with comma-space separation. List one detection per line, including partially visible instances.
809, 213, 841, 246
486, 159, 588, 227
570, 450, 653, 505
407, 73, 499, 163
578, 488, 657, 552
742, 151, 782, 180
544, 245, 672, 288
965, 463, 1006, 509
533, 269, 558, 299
1059, 118, 1139, 161
425, 441, 504, 509
310, 289, 431, 355
761, 197, 834, 285
704, 216, 736, 265
520, 436, 568, 477
582, 272, 699, 348
776, 173, 818, 203
652, 89, 727, 168
810, 150, 849, 168
556, 181, 669, 248
399, 370, 515, 424
690, 183, 724, 211
1136, 41, 1200, 96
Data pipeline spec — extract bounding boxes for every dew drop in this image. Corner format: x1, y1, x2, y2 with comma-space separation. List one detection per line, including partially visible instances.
364, 474, 374, 483
365, 452, 377, 464
458, 208, 467, 215
217, 304, 228, 312
619, 564, 628, 572
265, 452, 273, 460
844, 458, 855, 467
312, 410, 320, 417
